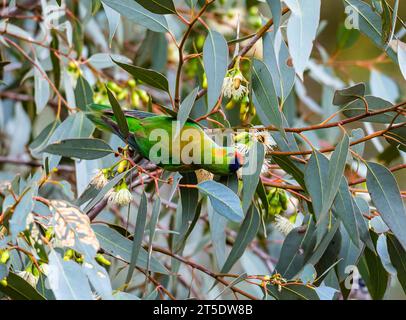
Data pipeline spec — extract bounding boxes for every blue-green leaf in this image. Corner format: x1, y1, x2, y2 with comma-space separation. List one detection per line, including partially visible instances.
366, 162, 406, 250
387, 234, 406, 293
113, 59, 169, 93
198, 180, 244, 223
0, 272, 45, 300
220, 206, 260, 273
304, 151, 329, 220
101, 3, 120, 46
321, 134, 350, 220
358, 231, 388, 299
9, 187, 36, 239
43, 138, 114, 160
101, 0, 168, 33
266, 0, 282, 31
34, 60, 50, 114
106, 86, 129, 138
333, 83, 365, 106
276, 218, 316, 279
177, 87, 199, 132
203, 30, 228, 111
48, 250, 93, 300
242, 142, 265, 213
134, 0, 176, 15
263, 30, 295, 105
285, 0, 321, 79
267, 282, 319, 300
75, 75, 93, 111
252, 59, 284, 134
343, 0, 397, 61
126, 192, 148, 283
343, 96, 406, 124
176, 173, 198, 249
45, 113, 95, 170
333, 178, 360, 247
398, 41, 406, 80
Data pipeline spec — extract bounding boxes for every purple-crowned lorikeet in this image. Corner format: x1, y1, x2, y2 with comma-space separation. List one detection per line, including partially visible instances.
87, 104, 243, 175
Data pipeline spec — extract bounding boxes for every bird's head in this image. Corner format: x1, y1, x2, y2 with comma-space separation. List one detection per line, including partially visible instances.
228, 150, 244, 173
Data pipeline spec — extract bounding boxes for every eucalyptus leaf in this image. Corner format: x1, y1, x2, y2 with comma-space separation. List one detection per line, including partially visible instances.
366, 162, 406, 250
101, 0, 169, 33
113, 59, 169, 93
275, 218, 316, 279
203, 30, 228, 111
343, 0, 397, 61
106, 86, 129, 138
358, 232, 388, 299
342, 96, 405, 124
387, 234, 406, 293
198, 180, 244, 223
177, 87, 199, 132
134, 0, 176, 15
43, 138, 114, 160
126, 192, 148, 283
0, 272, 45, 300
333, 83, 365, 106
242, 142, 265, 213
34, 60, 50, 114
220, 206, 260, 274
48, 251, 93, 300
75, 75, 93, 111
285, 0, 321, 79
252, 59, 284, 134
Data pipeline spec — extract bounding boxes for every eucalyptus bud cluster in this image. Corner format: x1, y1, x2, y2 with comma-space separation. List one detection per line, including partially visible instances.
63, 249, 84, 264
93, 80, 149, 108
267, 188, 289, 216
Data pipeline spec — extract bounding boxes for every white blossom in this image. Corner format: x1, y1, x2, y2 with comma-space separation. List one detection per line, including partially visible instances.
90, 169, 109, 189
222, 73, 248, 100
108, 186, 133, 206
195, 169, 214, 183
274, 215, 295, 236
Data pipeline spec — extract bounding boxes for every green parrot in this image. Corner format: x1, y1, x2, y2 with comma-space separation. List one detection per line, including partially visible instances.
87, 104, 243, 175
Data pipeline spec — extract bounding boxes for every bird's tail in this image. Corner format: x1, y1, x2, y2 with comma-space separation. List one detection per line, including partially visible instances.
86, 103, 157, 136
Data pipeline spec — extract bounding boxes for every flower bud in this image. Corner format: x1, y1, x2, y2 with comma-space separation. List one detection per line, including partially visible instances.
96, 254, 111, 266
117, 89, 129, 101
0, 278, 7, 287
279, 191, 289, 210
107, 81, 121, 93
131, 91, 140, 107
128, 79, 136, 88
0, 250, 10, 264
75, 254, 84, 264
63, 249, 74, 261
270, 193, 280, 207
117, 160, 128, 174
137, 90, 150, 104
90, 169, 109, 189
202, 75, 208, 90
45, 227, 54, 240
